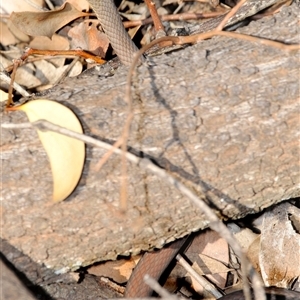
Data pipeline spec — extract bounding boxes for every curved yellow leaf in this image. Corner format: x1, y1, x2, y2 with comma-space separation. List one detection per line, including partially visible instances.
18, 99, 85, 202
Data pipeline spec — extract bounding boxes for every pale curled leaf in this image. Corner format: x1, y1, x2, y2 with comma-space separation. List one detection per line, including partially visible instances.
259, 202, 300, 288
9, 2, 89, 38
68, 21, 109, 57
17, 99, 85, 202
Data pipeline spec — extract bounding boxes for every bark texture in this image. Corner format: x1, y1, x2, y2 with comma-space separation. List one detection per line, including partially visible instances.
0, 258, 37, 300
1, 4, 299, 277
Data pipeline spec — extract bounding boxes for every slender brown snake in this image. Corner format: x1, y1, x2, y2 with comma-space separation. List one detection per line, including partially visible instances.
87, 0, 139, 65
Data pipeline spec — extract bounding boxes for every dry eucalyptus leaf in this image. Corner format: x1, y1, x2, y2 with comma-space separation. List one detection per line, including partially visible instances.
68, 21, 109, 57
0, 21, 19, 46
0, 0, 45, 14
228, 223, 258, 253
186, 230, 229, 291
14, 99, 85, 202
10, 2, 89, 38
191, 254, 230, 294
247, 236, 260, 273
29, 34, 70, 70
29, 34, 70, 51
259, 202, 300, 288
6, 19, 31, 43
88, 256, 140, 284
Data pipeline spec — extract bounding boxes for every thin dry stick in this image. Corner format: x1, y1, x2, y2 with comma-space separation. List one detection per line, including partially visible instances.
123, 11, 225, 28
1, 119, 265, 299
120, 111, 134, 211
0, 72, 31, 98
94, 138, 124, 171
216, 0, 247, 31
6, 59, 21, 107
176, 254, 224, 298
143, 0, 165, 35
5, 48, 106, 72
53, 57, 80, 86
184, 30, 300, 50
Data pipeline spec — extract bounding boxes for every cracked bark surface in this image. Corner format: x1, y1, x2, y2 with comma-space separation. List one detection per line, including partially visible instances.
1, 3, 299, 280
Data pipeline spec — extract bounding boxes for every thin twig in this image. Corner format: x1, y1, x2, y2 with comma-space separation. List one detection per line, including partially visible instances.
6, 60, 21, 107
0, 72, 31, 98
94, 138, 124, 171
176, 254, 224, 298
53, 57, 80, 86
5, 48, 106, 73
143, 0, 165, 36
216, 0, 247, 31
123, 11, 225, 28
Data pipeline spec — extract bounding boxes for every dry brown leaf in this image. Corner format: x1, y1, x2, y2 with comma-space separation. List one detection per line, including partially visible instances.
247, 236, 260, 272
88, 256, 140, 284
9, 2, 89, 38
0, 21, 19, 46
0, 0, 45, 14
5, 19, 31, 44
29, 34, 70, 70
68, 21, 109, 57
29, 34, 70, 51
259, 202, 300, 288
193, 254, 231, 276
186, 230, 229, 291
228, 223, 258, 253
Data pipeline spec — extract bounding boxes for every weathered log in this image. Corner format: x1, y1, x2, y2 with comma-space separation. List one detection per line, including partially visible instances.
0, 258, 37, 300
1, 4, 299, 275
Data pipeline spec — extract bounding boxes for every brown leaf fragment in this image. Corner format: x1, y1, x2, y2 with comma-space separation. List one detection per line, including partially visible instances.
9, 2, 89, 38
0, 21, 19, 46
185, 230, 230, 292
29, 34, 70, 51
68, 21, 109, 57
5, 19, 31, 43
259, 202, 300, 288
0, 0, 45, 14
247, 236, 261, 274
87, 256, 140, 284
